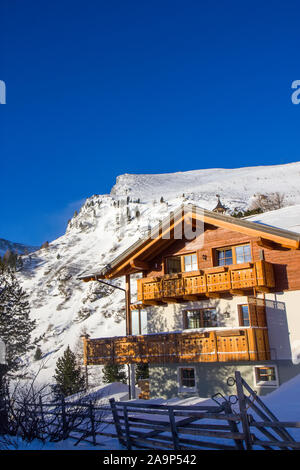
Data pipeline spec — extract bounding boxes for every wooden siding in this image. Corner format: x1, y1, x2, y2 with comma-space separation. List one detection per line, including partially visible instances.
144, 224, 300, 293
83, 327, 270, 365
137, 260, 275, 302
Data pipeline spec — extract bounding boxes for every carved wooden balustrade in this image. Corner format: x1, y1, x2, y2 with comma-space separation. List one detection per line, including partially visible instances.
137, 260, 275, 303
82, 327, 270, 366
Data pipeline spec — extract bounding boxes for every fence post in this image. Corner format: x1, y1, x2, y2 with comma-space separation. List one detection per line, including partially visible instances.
235, 371, 253, 450
168, 407, 180, 450
89, 401, 96, 446
223, 401, 244, 450
109, 398, 125, 447
123, 405, 132, 450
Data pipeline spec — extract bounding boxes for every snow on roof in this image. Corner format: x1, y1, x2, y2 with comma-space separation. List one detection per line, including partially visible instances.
246, 204, 300, 234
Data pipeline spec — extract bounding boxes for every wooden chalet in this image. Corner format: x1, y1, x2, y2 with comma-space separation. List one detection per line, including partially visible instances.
80, 204, 300, 398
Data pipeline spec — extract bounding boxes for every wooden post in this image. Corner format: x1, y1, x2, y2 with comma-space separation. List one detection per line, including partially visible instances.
81, 334, 90, 366
81, 334, 90, 390
223, 401, 244, 450
123, 405, 132, 450
211, 330, 218, 362
109, 398, 125, 446
168, 407, 180, 450
125, 274, 132, 336
125, 274, 134, 400
235, 371, 253, 450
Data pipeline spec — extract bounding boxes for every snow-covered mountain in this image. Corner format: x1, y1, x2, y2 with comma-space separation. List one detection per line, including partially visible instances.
15, 161, 300, 383
0, 238, 38, 257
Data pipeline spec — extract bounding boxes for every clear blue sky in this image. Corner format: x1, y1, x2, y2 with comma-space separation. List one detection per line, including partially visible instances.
1, 0, 300, 245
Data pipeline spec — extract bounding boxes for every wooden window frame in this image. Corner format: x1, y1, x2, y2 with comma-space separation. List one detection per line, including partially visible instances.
131, 308, 148, 336
238, 304, 250, 327
178, 366, 196, 392
164, 252, 198, 274
183, 308, 218, 330
215, 243, 252, 267
253, 365, 279, 388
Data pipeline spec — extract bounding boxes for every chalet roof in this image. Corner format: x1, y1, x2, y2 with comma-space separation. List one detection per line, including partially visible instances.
78, 204, 300, 281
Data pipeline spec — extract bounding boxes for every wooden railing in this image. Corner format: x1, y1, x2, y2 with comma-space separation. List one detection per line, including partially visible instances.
83, 327, 270, 366
137, 260, 275, 302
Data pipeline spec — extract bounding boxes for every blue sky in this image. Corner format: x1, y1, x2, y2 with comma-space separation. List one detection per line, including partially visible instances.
1, 1, 300, 245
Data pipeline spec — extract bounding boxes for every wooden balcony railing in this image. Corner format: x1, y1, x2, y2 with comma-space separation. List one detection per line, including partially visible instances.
137, 260, 275, 302
82, 327, 270, 366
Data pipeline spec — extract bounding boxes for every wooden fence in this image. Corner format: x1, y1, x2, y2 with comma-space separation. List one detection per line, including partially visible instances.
2, 371, 300, 450
109, 371, 300, 450
109, 398, 244, 450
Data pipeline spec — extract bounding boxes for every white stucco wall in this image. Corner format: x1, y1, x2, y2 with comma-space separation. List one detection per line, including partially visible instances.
261, 291, 300, 363
146, 296, 249, 334
144, 290, 300, 364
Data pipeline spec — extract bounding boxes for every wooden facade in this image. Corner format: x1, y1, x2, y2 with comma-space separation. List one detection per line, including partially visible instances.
82, 327, 270, 365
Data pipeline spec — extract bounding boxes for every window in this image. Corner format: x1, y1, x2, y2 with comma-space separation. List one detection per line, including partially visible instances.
254, 366, 278, 387
131, 309, 148, 335
184, 308, 218, 329
183, 254, 198, 272
238, 305, 250, 327
235, 244, 251, 264
178, 367, 196, 390
216, 244, 251, 266
166, 253, 198, 274
217, 248, 233, 266
166, 256, 181, 274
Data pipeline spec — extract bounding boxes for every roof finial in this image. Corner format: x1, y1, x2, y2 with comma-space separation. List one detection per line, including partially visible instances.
213, 194, 227, 214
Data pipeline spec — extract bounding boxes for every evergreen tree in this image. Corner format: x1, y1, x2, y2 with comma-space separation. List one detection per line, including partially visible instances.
53, 346, 85, 397
102, 364, 127, 384
0, 266, 36, 374
34, 346, 43, 361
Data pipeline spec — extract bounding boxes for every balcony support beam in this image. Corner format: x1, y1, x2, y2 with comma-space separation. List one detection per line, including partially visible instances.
143, 300, 167, 306
125, 274, 132, 336
161, 297, 184, 304
183, 295, 201, 301
230, 289, 246, 296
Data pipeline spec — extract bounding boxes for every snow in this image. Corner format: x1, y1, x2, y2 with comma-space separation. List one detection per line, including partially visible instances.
247, 203, 300, 234
68, 382, 140, 404
111, 162, 300, 206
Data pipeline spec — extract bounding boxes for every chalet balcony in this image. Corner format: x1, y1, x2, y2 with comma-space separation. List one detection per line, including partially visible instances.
82, 327, 271, 366
137, 260, 275, 303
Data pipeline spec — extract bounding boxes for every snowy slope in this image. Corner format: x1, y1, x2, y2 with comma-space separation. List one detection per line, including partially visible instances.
14, 161, 300, 385
111, 161, 300, 208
